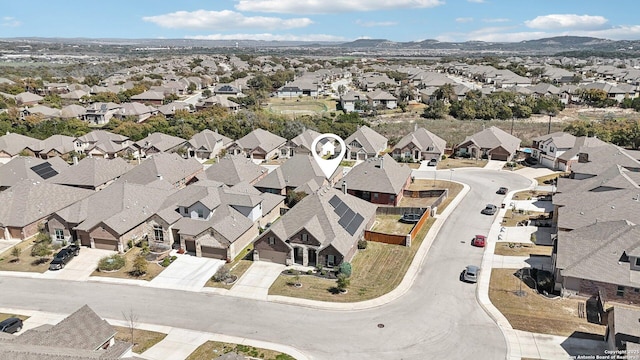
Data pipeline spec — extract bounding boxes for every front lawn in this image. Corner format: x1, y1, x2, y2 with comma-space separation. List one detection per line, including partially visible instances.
91, 247, 165, 281
494, 243, 553, 257
0, 241, 53, 273
114, 326, 167, 354
269, 218, 435, 302
489, 268, 605, 337
205, 260, 253, 289
437, 157, 488, 169
187, 341, 295, 360
511, 190, 551, 201
534, 172, 567, 186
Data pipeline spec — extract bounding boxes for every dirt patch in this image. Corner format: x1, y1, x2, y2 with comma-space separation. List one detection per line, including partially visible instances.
91, 247, 165, 281
0, 241, 52, 273
437, 157, 488, 169
113, 326, 167, 354
489, 268, 605, 337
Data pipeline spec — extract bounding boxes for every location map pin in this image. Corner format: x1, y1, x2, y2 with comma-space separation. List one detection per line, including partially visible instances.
311, 133, 346, 179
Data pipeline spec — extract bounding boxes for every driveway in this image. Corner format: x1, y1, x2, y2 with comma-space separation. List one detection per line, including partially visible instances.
42, 248, 115, 281
228, 261, 285, 300
149, 254, 224, 292
514, 166, 559, 180
484, 160, 506, 170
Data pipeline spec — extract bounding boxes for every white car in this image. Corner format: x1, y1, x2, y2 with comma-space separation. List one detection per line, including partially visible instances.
463, 265, 480, 283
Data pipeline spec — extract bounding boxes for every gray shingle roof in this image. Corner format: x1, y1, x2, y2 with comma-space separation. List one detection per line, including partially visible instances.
27, 135, 76, 155
556, 136, 608, 162
344, 125, 388, 155
393, 127, 446, 154
340, 154, 411, 195
0, 132, 40, 156
260, 187, 376, 257
188, 129, 232, 152
50, 157, 132, 188
554, 188, 640, 230
200, 155, 267, 186
255, 154, 329, 191
117, 153, 202, 187
569, 143, 640, 176
611, 306, 640, 340
235, 128, 286, 154
0, 180, 93, 227
134, 132, 186, 153
532, 132, 576, 148
461, 126, 521, 154
557, 220, 640, 288
0, 156, 69, 188
290, 129, 322, 151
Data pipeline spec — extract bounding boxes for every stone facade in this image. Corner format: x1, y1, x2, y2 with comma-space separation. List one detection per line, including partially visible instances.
565, 277, 640, 305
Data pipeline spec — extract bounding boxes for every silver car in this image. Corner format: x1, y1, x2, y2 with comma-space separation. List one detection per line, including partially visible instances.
463, 265, 480, 283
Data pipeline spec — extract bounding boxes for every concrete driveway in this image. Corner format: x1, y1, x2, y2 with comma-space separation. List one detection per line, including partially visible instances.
514, 166, 559, 180
228, 261, 285, 300
149, 254, 224, 292
42, 248, 115, 281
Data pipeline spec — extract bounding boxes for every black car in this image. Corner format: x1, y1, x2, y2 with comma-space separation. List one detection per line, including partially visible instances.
497, 187, 508, 195
49, 248, 74, 270
0, 317, 23, 334
67, 244, 80, 256
481, 204, 498, 215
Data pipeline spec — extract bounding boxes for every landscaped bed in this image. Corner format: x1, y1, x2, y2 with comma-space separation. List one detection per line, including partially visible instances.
91, 247, 165, 281
186, 340, 295, 360
0, 240, 53, 273
511, 190, 551, 201
500, 209, 546, 227
269, 217, 435, 302
489, 268, 605, 337
494, 243, 553, 257
205, 260, 253, 289
113, 326, 167, 354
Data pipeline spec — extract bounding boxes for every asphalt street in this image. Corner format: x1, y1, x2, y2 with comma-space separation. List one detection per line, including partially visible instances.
0, 168, 532, 360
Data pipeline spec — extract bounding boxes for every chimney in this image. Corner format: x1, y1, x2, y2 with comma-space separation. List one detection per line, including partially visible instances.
73, 156, 78, 165
379, 156, 384, 169
341, 180, 347, 194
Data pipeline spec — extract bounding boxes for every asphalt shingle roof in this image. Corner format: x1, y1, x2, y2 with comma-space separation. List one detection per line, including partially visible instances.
341, 154, 411, 195
50, 157, 132, 189
344, 125, 388, 155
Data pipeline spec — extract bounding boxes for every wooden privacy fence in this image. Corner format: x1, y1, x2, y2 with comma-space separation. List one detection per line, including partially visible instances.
364, 208, 431, 246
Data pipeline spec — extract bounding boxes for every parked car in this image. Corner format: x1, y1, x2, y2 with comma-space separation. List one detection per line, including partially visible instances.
481, 204, 497, 215
497, 187, 508, 195
427, 158, 437, 166
66, 244, 80, 256
472, 235, 486, 247
462, 265, 480, 283
0, 317, 23, 334
49, 248, 74, 270
400, 213, 421, 223
524, 157, 538, 165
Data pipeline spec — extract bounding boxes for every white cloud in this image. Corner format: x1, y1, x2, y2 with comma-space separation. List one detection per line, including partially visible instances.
482, 18, 509, 23
2, 16, 21, 27
355, 19, 397, 27
456, 17, 474, 23
143, 10, 312, 30
525, 14, 608, 30
187, 33, 345, 41
467, 0, 485, 3
235, 0, 443, 14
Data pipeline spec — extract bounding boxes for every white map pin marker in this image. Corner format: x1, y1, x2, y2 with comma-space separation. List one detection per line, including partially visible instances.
311, 133, 346, 179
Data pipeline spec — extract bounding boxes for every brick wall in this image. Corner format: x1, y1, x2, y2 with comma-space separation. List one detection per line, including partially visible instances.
578, 278, 640, 305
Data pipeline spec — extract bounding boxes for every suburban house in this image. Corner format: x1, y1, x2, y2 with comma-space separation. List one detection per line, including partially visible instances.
280, 128, 323, 158
48, 181, 175, 250
567, 143, 640, 180
276, 77, 319, 98
130, 90, 165, 105
227, 128, 286, 162
0, 132, 40, 164
254, 154, 342, 196
186, 129, 232, 160
530, 132, 577, 169
338, 154, 412, 206
157, 101, 192, 118
213, 83, 243, 96
606, 306, 640, 353
197, 155, 268, 186
340, 90, 367, 113
145, 181, 284, 259
344, 125, 388, 161
24, 134, 76, 160
60, 104, 88, 119
0, 305, 135, 359
83, 102, 122, 125
553, 220, 640, 303
49, 157, 132, 191
544, 136, 609, 172
366, 89, 397, 109
21, 104, 61, 119
253, 187, 376, 267
196, 95, 240, 112
74, 130, 131, 159
15, 91, 43, 106
116, 152, 202, 189
392, 127, 447, 163
455, 126, 521, 161
0, 156, 69, 191
116, 102, 158, 122
131, 132, 187, 158
0, 180, 92, 240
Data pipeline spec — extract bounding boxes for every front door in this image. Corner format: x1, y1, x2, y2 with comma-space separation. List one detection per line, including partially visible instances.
294, 247, 303, 265
308, 249, 317, 267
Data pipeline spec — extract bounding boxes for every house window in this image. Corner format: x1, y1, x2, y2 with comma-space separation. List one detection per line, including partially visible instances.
617, 286, 625, 297
54, 229, 64, 241
268, 237, 275, 245
635, 257, 640, 267
196, 209, 204, 219
635, 288, 640, 293
153, 226, 164, 242
327, 254, 336, 266
390, 194, 396, 203
372, 193, 379, 200
302, 233, 308, 242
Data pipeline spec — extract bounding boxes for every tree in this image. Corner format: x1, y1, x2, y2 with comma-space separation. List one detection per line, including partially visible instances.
338, 262, 352, 277
337, 84, 347, 97
336, 273, 350, 293
286, 190, 308, 208
11, 246, 21, 262
422, 100, 448, 119
434, 83, 456, 103
122, 308, 138, 347
187, 82, 197, 94
130, 255, 148, 277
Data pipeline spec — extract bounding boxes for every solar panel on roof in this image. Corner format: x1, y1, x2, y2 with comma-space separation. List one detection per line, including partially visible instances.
334, 202, 349, 217
345, 213, 364, 236
328, 195, 342, 208
338, 209, 356, 228
30, 162, 58, 180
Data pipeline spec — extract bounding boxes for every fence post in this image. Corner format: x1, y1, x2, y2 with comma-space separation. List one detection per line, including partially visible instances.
405, 234, 411, 247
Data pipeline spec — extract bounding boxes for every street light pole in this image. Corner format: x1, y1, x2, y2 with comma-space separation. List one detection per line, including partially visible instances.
511, 115, 515, 135
548, 113, 552, 135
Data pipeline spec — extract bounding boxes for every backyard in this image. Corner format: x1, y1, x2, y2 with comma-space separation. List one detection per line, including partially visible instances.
266, 97, 336, 116
371, 214, 415, 235
399, 179, 463, 211
489, 268, 605, 337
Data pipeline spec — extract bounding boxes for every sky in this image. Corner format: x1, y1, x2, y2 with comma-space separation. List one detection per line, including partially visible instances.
3, 0, 640, 43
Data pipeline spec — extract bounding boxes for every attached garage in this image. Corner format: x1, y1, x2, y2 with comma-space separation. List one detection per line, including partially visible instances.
201, 246, 227, 260
258, 249, 288, 264
541, 156, 555, 169
489, 152, 509, 161
185, 239, 196, 252
93, 238, 119, 251
252, 152, 266, 160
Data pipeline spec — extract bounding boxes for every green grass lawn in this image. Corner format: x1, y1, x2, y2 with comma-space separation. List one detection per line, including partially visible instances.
187, 341, 295, 360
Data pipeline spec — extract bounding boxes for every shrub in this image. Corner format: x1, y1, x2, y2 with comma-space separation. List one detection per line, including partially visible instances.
357, 240, 368, 250
98, 254, 125, 271
336, 273, 350, 291
170, 255, 177, 261
127, 240, 134, 249
212, 267, 231, 282
530, 233, 537, 244
160, 257, 171, 267
31, 242, 52, 257
338, 262, 352, 278
10, 247, 21, 260
307, 270, 313, 275
130, 255, 148, 277
35, 231, 52, 244
320, 270, 327, 276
